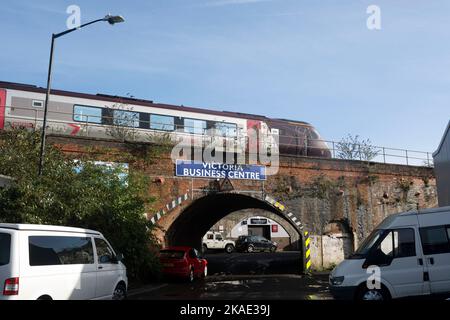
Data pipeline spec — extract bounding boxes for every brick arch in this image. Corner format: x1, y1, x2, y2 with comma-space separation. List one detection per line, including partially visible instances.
159, 192, 302, 254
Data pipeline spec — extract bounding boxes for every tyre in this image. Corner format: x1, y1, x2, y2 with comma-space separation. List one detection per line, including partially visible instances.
247, 245, 255, 253
112, 283, 127, 301
225, 244, 234, 254
356, 285, 390, 301
201, 265, 208, 278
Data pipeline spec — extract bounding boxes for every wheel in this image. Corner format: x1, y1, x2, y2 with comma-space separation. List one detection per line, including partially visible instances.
225, 244, 234, 254
270, 246, 276, 253
357, 286, 390, 301
202, 244, 208, 255
112, 283, 127, 301
247, 245, 255, 253
188, 267, 195, 283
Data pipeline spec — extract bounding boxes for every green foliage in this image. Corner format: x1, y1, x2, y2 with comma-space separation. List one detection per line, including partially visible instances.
0, 130, 161, 283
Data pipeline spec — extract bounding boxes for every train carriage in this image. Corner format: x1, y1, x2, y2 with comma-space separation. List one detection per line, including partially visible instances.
0, 81, 331, 159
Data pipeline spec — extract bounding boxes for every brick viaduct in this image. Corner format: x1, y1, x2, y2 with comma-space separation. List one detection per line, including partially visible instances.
49, 135, 438, 270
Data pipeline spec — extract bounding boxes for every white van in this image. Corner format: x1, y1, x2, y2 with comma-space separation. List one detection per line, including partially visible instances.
330, 206, 450, 301
0, 224, 128, 300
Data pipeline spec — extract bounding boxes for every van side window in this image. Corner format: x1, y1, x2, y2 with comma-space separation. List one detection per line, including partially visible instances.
0, 233, 11, 266
393, 229, 416, 258
29, 236, 94, 266
419, 226, 450, 255
95, 239, 114, 264
207, 234, 214, 240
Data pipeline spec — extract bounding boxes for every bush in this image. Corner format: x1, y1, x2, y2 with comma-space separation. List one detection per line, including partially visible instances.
0, 130, 161, 283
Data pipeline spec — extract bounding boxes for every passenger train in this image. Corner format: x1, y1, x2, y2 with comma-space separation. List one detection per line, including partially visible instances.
0, 81, 331, 158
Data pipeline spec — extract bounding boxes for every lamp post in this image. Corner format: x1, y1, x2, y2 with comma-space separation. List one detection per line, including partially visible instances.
38, 14, 125, 176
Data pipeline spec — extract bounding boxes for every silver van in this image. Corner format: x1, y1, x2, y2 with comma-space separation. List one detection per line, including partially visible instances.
330, 206, 450, 300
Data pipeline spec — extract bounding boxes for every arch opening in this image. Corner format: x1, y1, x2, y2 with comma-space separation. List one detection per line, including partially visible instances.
165, 193, 304, 274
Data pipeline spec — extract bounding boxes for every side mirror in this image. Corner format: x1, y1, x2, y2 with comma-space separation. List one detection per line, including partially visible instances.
115, 253, 124, 262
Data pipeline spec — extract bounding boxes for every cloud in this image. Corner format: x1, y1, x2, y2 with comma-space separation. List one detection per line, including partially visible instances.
205, 0, 273, 7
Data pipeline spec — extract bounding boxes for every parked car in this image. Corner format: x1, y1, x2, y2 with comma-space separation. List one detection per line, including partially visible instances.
0, 223, 127, 300
235, 235, 278, 253
159, 247, 208, 282
330, 206, 450, 301
202, 231, 235, 254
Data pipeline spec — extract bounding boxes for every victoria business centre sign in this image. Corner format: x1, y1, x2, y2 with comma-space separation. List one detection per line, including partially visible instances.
176, 160, 266, 181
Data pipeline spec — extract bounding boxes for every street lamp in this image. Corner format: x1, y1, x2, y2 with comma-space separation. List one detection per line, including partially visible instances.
38, 14, 125, 176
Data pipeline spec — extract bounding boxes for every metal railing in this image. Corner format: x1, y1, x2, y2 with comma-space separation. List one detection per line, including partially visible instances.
2, 105, 434, 167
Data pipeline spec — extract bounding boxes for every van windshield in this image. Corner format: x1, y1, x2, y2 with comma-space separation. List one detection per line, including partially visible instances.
0, 233, 11, 266
351, 229, 384, 258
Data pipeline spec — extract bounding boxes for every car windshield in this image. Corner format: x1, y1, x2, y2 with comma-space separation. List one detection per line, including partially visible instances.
0, 233, 11, 266
352, 229, 384, 257
160, 250, 185, 259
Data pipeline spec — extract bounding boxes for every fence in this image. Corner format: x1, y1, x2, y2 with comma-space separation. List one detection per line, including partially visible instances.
2, 105, 434, 167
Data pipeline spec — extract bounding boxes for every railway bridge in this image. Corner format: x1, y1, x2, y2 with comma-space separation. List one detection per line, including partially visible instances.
49, 134, 438, 271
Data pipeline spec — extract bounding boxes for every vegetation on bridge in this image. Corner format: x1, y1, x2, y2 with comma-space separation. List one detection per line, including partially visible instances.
0, 130, 161, 283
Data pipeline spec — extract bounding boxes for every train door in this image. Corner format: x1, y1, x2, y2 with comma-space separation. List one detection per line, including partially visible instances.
0, 89, 6, 130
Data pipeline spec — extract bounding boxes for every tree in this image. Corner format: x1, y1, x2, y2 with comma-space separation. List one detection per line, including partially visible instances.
336, 134, 380, 161
0, 129, 161, 282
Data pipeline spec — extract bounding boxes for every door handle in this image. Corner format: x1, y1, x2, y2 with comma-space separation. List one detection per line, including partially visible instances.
98, 266, 104, 270
418, 258, 423, 266
427, 257, 435, 265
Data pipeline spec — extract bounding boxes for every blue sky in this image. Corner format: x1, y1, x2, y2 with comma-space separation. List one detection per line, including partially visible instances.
1, 0, 449, 153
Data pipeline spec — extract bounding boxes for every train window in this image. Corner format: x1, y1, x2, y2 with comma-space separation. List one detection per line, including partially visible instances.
184, 118, 206, 135
32, 100, 44, 108
73, 105, 103, 124
150, 114, 175, 131
113, 110, 139, 128
215, 122, 237, 137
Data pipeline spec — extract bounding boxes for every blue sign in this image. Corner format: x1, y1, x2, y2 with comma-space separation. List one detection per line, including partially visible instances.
176, 160, 266, 181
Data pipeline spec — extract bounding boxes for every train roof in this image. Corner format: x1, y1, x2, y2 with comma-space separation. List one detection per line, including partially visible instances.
0, 80, 312, 127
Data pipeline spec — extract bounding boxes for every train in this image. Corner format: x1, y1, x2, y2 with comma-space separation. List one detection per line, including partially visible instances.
0, 81, 331, 158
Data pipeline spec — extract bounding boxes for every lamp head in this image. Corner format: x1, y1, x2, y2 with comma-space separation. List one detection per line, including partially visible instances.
104, 14, 125, 25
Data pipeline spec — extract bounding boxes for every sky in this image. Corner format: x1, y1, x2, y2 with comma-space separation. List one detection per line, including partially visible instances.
1, 0, 449, 153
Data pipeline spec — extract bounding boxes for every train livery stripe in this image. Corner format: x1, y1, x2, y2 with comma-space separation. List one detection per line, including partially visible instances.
0, 89, 6, 130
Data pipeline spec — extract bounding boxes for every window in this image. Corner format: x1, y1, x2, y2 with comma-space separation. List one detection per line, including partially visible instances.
207, 234, 214, 240
74, 105, 102, 124
0, 233, 11, 266
215, 234, 223, 241
420, 226, 450, 255
150, 114, 175, 131
354, 229, 384, 256
95, 238, 115, 264
113, 110, 139, 128
393, 229, 416, 258
184, 118, 206, 135
32, 100, 43, 108
367, 229, 416, 266
29, 236, 94, 266
215, 122, 237, 137
189, 249, 198, 259
160, 250, 185, 259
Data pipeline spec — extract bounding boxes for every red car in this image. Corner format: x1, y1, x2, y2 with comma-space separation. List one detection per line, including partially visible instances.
159, 247, 208, 282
